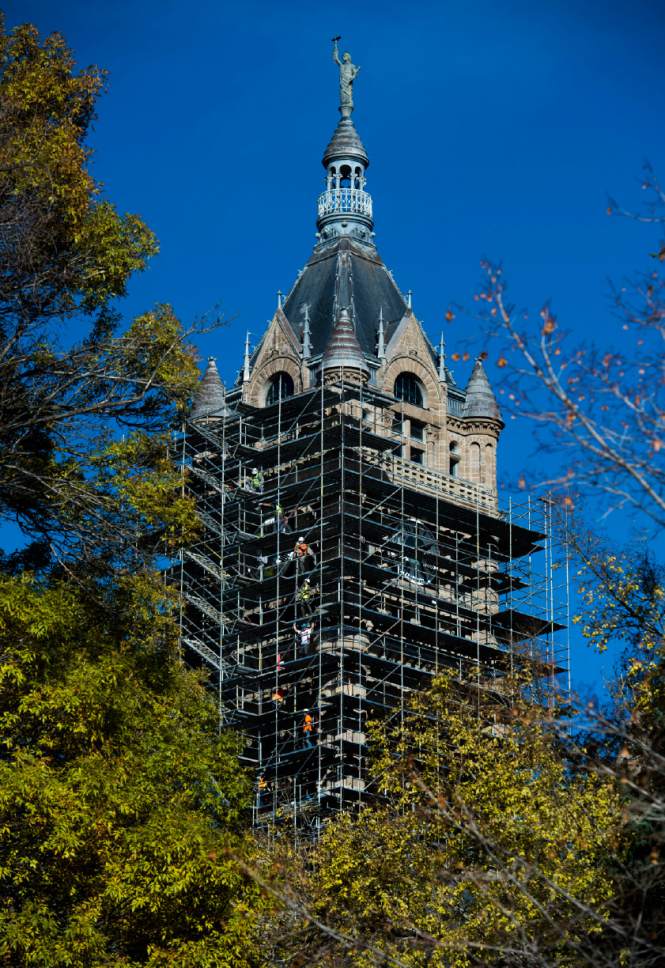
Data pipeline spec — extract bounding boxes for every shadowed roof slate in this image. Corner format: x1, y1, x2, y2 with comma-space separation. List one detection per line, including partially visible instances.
283, 237, 407, 358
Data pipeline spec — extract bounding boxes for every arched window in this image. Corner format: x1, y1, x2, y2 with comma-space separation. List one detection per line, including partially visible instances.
340, 165, 352, 188
449, 441, 460, 478
470, 442, 481, 481
484, 443, 494, 486
265, 371, 294, 406
394, 372, 425, 408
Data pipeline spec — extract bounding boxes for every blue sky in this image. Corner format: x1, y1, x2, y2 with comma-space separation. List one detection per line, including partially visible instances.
6, 0, 665, 696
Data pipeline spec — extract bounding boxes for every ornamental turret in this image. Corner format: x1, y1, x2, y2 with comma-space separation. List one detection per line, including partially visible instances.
464, 358, 502, 423
317, 42, 373, 246
191, 357, 230, 421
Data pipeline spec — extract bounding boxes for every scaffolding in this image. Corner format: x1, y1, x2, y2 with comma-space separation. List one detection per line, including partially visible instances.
174, 379, 570, 837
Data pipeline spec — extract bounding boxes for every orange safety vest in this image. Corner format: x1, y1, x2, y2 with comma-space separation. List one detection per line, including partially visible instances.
303, 713, 313, 733
258, 776, 267, 791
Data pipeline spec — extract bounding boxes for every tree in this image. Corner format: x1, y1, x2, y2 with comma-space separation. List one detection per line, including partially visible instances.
438, 172, 665, 965
0, 18, 201, 569
467, 168, 665, 532
571, 545, 665, 966
0, 572, 265, 967
265, 674, 621, 968
0, 20, 266, 965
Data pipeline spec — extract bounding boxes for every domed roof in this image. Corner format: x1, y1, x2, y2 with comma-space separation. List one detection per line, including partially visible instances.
322, 117, 369, 168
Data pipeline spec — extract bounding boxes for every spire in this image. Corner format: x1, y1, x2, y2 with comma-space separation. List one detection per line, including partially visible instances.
321, 306, 369, 381
302, 305, 312, 360
191, 357, 230, 421
464, 357, 502, 422
377, 306, 386, 361
242, 332, 251, 383
406, 289, 413, 310
438, 333, 447, 381
322, 247, 368, 380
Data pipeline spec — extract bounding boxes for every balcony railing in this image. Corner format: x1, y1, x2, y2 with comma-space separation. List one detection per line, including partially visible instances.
362, 448, 499, 515
318, 188, 373, 219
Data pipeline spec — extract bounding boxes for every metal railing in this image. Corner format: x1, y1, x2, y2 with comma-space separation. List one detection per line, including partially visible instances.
362, 448, 499, 514
317, 188, 373, 219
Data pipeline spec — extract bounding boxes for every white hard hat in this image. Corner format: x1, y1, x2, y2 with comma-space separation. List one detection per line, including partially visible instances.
298, 536, 305, 542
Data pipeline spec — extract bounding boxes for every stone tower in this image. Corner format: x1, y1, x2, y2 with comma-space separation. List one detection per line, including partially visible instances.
178, 48, 564, 834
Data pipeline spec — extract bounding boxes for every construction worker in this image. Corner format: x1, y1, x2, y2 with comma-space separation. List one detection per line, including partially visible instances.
302, 709, 314, 748
293, 620, 314, 656
296, 537, 317, 576
276, 503, 291, 534
294, 535, 309, 557
272, 685, 285, 707
297, 577, 316, 614
249, 467, 264, 492
256, 774, 269, 809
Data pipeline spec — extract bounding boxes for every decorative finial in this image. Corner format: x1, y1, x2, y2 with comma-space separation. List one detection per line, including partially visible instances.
277, 289, 283, 309
302, 305, 312, 360
377, 306, 386, 361
243, 331, 251, 383
406, 289, 413, 310
438, 332, 447, 382
332, 36, 360, 119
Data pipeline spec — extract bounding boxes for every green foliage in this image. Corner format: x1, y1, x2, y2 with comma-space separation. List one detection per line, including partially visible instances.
0, 19, 258, 962
0, 19, 156, 314
0, 573, 264, 966
269, 675, 622, 967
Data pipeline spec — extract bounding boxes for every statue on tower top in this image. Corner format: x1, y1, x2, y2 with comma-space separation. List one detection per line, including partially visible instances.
332, 36, 360, 119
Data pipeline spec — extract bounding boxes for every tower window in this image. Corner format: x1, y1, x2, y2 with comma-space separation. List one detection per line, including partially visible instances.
394, 372, 425, 408
449, 441, 460, 478
340, 165, 352, 187
265, 371, 294, 406
470, 441, 481, 481
410, 419, 425, 441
